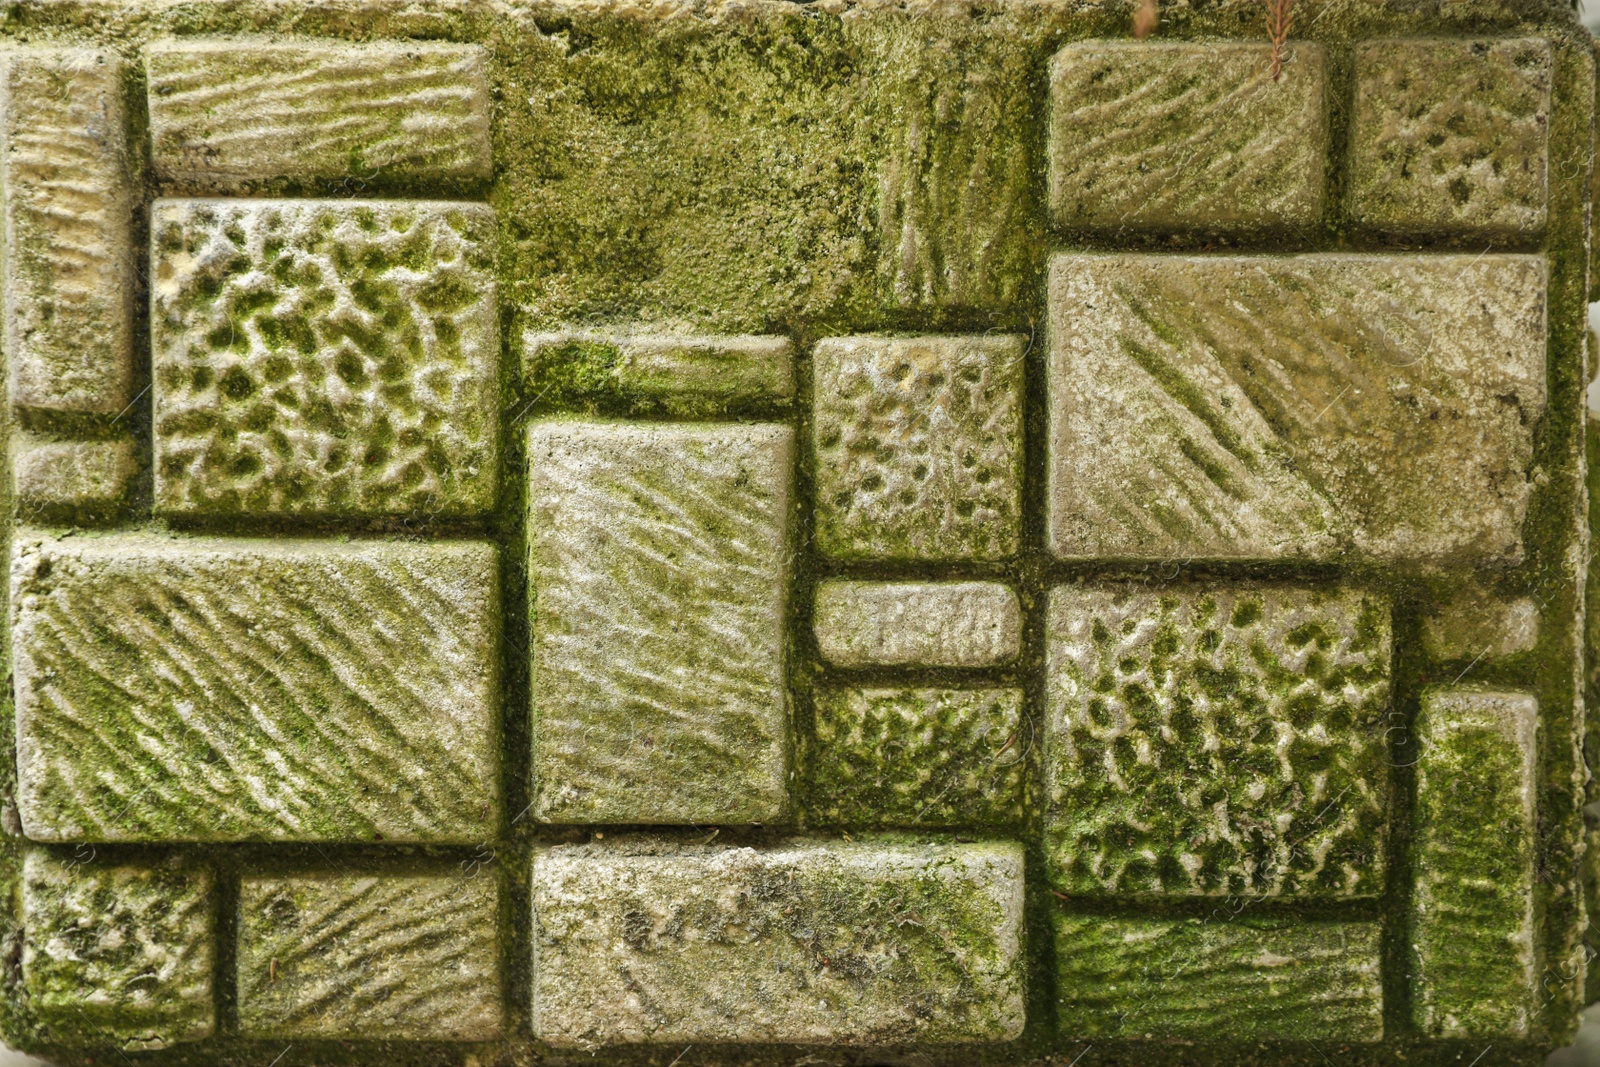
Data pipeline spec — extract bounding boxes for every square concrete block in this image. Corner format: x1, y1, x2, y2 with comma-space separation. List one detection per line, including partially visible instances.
527, 420, 793, 824
1046, 583, 1391, 898
1351, 39, 1551, 236
151, 198, 499, 518
814, 335, 1023, 561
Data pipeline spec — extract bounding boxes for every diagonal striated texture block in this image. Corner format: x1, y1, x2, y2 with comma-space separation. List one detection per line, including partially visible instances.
1, 48, 134, 413
1413, 688, 1539, 1037
527, 420, 792, 824
238, 872, 501, 1040
12, 533, 500, 843
1351, 38, 1551, 236
1049, 42, 1326, 233
22, 853, 214, 1051
813, 580, 1021, 668
532, 838, 1026, 1047
1054, 913, 1383, 1041
814, 335, 1023, 561
1046, 583, 1391, 898
146, 39, 492, 185
808, 687, 1027, 828
151, 198, 500, 518
1048, 253, 1547, 562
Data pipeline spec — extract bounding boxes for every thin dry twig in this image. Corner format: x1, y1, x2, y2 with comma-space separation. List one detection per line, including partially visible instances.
1132, 0, 1158, 39
1266, 0, 1293, 80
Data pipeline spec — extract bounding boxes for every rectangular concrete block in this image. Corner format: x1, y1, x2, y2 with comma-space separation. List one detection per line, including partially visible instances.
1046, 583, 1390, 898
527, 420, 792, 824
1, 48, 134, 413
238, 873, 501, 1040
1055, 913, 1383, 1041
1048, 253, 1546, 563
23, 852, 213, 1051
523, 331, 795, 413
1049, 41, 1326, 233
1413, 688, 1539, 1037
13, 533, 500, 843
813, 580, 1021, 668
814, 335, 1023, 561
809, 687, 1027, 827
1351, 39, 1551, 236
14, 436, 137, 518
531, 838, 1026, 1046
146, 39, 492, 185
151, 198, 500, 518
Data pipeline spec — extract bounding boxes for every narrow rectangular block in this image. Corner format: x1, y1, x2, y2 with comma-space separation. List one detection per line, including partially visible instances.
23, 852, 213, 1050
239, 873, 501, 1040
1048, 253, 1546, 562
813, 580, 1021, 668
809, 687, 1027, 827
14, 436, 137, 517
1046, 583, 1390, 898
1055, 913, 1383, 1041
152, 198, 500, 518
146, 39, 492, 184
1422, 587, 1539, 662
1050, 41, 1326, 232
527, 420, 792, 824
1, 48, 134, 412
1413, 688, 1538, 1037
13, 533, 500, 843
532, 839, 1025, 1046
1351, 39, 1551, 236
523, 331, 795, 413
814, 335, 1023, 561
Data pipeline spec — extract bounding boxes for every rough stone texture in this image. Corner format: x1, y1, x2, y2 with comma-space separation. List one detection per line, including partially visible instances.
1045, 584, 1391, 898
1054, 914, 1383, 1041
22, 853, 213, 1050
1049, 42, 1326, 233
151, 198, 498, 518
807, 687, 1027, 827
1351, 39, 1551, 236
523, 331, 794, 414
1048, 253, 1546, 562
12, 533, 500, 843
814, 335, 1023, 561
531, 839, 1026, 1047
1, 48, 134, 413
1423, 586, 1540, 662
13, 436, 137, 517
1413, 688, 1538, 1038
812, 580, 1021, 668
527, 420, 792, 825
238, 873, 500, 1040
146, 39, 492, 186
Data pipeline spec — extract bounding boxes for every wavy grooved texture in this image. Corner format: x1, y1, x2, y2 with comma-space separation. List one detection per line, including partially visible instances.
1048, 253, 1547, 562
527, 421, 792, 824
1351, 38, 1551, 235
533, 840, 1026, 1047
1046, 584, 1390, 898
1413, 688, 1538, 1037
814, 335, 1023, 561
1049, 42, 1326, 231
238, 873, 501, 1039
13, 534, 500, 842
1, 48, 133, 412
1054, 914, 1383, 1041
22, 853, 214, 1051
146, 40, 491, 183
151, 199, 499, 517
